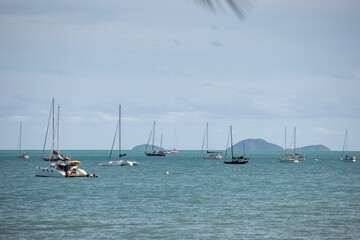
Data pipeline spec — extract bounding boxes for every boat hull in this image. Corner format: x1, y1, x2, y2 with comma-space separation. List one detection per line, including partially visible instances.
278, 158, 299, 163
42, 156, 59, 162
341, 156, 356, 162
224, 160, 248, 164
100, 160, 127, 166
201, 153, 222, 159
100, 160, 139, 166
35, 163, 88, 177
145, 151, 167, 156
126, 160, 139, 166
224, 156, 249, 164
17, 153, 29, 159
36, 166, 65, 177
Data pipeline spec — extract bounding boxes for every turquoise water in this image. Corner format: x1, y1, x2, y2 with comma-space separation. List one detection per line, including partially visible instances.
1, 150, 360, 239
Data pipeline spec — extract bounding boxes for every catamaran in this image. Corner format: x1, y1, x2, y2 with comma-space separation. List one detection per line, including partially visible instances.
36, 98, 88, 177
201, 122, 222, 159
100, 105, 139, 166
16, 122, 29, 159
223, 125, 249, 164
36, 161, 89, 177
145, 121, 167, 156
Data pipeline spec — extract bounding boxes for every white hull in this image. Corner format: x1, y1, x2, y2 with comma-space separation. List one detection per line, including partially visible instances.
278, 158, 299, 163
125, 160, 139, 166
100, 160, 127, 166
36, 163, 88, 177
201, 153, 222, 159
36, 166, 65, 177
294, 154, 306, 160
341, 156, 356, 162
100, 160, 139, 166
17, 153, 29, 159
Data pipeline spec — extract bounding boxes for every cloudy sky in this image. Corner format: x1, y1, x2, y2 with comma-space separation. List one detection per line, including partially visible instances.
1, 0, 359, 151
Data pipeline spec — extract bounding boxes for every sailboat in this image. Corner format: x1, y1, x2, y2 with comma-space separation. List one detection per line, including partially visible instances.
340, 129, 356, 162
36, 98, 88, 177
223, 125, 248, 164
16, 122, 29, 159
201, 122, 222, 159
169, 148, 179, 153
145, 121, 167, 156
278, 127, 298, 163
292, 127, 306, 161
41, 99, 71, 162
168, 128, 179, 153
100, 105, 139, 166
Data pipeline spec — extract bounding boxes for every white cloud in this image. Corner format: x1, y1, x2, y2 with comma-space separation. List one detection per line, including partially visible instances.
1, 115, 31, 122
314, 127, 340, 135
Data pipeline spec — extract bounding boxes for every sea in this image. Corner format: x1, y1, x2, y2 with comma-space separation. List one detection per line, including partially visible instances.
0, 150, 359, 240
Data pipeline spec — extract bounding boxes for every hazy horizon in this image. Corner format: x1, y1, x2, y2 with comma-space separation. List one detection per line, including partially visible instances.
1, 0, 359, 151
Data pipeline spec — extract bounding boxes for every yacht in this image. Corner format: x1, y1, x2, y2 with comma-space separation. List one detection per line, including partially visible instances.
36, 161, 88, 177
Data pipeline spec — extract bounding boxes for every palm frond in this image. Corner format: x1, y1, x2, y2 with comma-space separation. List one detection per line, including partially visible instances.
196, 0, 250, 20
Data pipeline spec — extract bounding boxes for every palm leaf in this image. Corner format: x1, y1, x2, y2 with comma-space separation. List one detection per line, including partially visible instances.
196, 0, 250, 20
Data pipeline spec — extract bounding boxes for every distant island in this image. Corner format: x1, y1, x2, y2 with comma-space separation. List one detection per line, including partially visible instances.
229, 139, 331, 151
294, 145, 331, 151
132, 144, 165, 151
232, 139, 283, 151
132, 139, 331, 151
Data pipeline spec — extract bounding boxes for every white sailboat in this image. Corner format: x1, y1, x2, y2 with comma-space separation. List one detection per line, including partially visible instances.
201, 122, 222, 159
100, 105, 138, 166
36, 98, 88, 177
145, 121, 167, 156
278, 127, 298, 163
16, 122, 29, 159
340, 129, 356, 162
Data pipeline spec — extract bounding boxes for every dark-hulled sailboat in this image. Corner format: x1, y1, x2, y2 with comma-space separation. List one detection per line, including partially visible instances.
224, 125, 249, 164
144, 121, 167, 156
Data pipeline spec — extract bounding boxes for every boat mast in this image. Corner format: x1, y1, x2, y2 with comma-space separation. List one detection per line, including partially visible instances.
51, 99, 55, 159
160, 133, 163, 150
230, 125, 234, 159
173, 127, 177, 150
206, 122, 209, 152
57, 106, 60, 155
19, 122, 22, 154
42, 98, 54, 157
119, 105, 121, 158
284, 126, 287, 156
243, 142, 245, 158
201, 122, 208, 154
152, 121, 156, 151
294, 127, 296, 156
342, 129, 348, 158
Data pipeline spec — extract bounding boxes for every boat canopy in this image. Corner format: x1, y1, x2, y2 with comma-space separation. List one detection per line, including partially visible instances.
119, 153, 128, 158
68, 161, 81, 165
207, 151, 221, 154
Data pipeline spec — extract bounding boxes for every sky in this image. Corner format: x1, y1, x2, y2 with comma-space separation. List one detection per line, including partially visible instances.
0, 0, 359, 151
